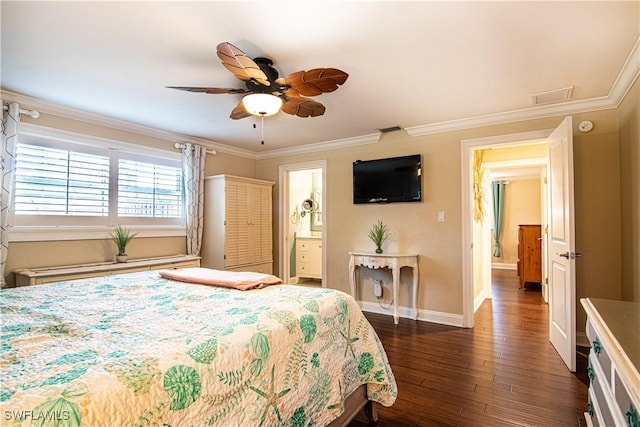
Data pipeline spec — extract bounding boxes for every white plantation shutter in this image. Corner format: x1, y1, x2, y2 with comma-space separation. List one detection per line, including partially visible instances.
117, 158, 182, 219
11, 128, 184, 231
14, 143, 110, 216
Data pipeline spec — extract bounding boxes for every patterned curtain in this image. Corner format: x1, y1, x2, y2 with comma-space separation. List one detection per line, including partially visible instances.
182, 143, 207, 256
1, 103, 21, 287
491, 180, 507, 257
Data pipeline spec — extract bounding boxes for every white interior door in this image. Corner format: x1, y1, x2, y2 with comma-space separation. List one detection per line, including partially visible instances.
547, 117, 576, 372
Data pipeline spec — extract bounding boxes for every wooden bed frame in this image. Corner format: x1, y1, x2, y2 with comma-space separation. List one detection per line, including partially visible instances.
327, 384, 378, 426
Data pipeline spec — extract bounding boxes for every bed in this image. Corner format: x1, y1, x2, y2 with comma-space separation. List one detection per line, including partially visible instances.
0, 269, 397, 426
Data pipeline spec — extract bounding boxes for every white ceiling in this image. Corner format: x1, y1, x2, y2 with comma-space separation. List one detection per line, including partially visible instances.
1, 1, 639, 153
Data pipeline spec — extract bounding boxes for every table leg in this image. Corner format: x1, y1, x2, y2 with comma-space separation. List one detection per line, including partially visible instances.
348, 257, 356, 300
392, 266, 399, 324
412, 263, 419, 320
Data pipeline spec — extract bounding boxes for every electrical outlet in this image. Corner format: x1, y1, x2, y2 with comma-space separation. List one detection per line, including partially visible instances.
374, 280, 383, 298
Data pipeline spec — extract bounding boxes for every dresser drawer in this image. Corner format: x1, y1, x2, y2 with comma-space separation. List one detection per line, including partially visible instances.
297, 240, 310, 251
586, 319, 613, 386
614, 371, 639, 427
297, 262, 310, 274
590, 353, 617, 427
587, 387, 602, 427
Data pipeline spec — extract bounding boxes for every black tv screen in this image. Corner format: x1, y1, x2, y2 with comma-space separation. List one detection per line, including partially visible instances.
353, 154, 422, 204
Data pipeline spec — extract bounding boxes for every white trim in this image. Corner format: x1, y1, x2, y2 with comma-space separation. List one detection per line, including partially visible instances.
278, 160, 327, 288
358, 301, 464, 327
258, 133, 380, 160
609, 35, 640, 107
461, 128, 554, 328
474, 290, 487, 312
8, 225, 185, 242
0, 90, 256, 160
19, 122, 180, 160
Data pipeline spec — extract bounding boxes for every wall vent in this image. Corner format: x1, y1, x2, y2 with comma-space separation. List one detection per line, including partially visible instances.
529, 86, 574, 105
378, 125, 402, 133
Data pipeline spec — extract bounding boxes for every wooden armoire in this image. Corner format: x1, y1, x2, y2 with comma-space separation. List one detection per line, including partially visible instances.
517, 224, 542, 289
201, 175, 274, 274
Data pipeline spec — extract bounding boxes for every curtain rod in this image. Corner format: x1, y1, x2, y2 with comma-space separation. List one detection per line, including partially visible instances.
173, 142, 216, 155
2, 103, 40, 118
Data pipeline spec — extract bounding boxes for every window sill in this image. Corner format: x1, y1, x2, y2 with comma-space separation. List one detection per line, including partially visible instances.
8, 225, 186, 242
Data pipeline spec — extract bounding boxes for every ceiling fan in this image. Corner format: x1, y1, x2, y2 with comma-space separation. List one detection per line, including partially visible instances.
168, 42, 349, 120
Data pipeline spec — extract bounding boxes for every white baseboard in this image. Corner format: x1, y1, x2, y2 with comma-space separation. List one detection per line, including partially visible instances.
474, 292, 487, 313
492, 263, 517, 270
358, 301, 464, 327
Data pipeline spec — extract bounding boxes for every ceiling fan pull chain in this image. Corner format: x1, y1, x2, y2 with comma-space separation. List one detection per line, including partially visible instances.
261, 115, 265, 145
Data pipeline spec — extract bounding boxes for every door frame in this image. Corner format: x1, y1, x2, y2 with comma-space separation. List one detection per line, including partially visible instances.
278, 160, 327, 286
461, 129, 552, 327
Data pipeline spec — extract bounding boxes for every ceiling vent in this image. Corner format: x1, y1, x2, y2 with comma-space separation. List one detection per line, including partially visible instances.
529, 86, 574, 105
378, 126, 403, 133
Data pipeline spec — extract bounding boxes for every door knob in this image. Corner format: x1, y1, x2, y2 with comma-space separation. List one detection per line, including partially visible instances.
557, 252, 582, 259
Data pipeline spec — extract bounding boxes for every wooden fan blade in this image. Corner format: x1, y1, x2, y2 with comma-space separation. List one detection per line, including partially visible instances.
276, 68, 348, 97
230, 101, 252, 120
167, 86, 248, 94
216, 42, 270, 86
282, 95, 326, 118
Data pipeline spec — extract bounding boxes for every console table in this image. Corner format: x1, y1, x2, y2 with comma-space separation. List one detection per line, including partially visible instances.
348, 252, 419, 324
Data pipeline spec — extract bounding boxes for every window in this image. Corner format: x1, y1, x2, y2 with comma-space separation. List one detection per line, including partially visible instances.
117, 157, 182, 219
14, 143, 110, 217
11, 125, 185, 240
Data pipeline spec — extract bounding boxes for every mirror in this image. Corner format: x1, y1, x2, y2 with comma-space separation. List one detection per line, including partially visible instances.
310, 190, 322, 231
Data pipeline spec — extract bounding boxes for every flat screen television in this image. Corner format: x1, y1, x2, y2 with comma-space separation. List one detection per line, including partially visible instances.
353, 154, 422, 204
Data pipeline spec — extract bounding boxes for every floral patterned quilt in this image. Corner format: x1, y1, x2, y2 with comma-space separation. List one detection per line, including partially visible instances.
0, 271, 396, 426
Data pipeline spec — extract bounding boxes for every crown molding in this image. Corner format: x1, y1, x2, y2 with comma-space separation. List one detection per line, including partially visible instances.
256, 133, 380, 160
0, 90, 257, 160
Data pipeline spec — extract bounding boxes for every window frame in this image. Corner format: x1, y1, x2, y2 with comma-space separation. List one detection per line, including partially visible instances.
9, 123, 186, 242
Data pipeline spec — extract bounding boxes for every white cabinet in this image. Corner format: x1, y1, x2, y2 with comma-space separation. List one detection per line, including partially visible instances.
201, 175, 274, 274
296, 237, 322, 279
580, 298, 639, 427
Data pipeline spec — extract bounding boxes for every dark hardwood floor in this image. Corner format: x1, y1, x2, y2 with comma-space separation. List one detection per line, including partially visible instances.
351, 268, 589, 427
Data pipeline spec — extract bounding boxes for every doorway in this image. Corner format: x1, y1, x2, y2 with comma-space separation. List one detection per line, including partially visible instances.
462, 119, 577, 372
483, 159, 548, 303
461, 129, 552, 328
279, 161, 326, 287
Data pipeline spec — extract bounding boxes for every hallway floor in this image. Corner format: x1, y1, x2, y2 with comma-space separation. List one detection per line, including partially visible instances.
349, 268, 589, 426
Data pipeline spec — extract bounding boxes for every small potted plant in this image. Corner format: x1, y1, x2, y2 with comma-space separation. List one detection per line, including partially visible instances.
368, 220, 390, 254
111, 225, 138, 263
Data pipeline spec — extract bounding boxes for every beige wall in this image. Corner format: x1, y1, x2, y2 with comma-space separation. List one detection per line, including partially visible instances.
493, 179, 542, 265
257, 111, 626, 321
5, 112, 257, 286
7, 89, 635, 325
618, 77, 640, 302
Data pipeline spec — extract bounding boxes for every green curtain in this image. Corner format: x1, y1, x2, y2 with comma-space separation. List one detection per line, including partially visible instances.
491, 180, 506, 257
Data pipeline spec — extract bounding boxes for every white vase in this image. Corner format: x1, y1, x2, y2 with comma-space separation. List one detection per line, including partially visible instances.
116, 255, 128, 263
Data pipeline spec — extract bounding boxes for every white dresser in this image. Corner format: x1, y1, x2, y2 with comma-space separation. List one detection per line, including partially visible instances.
296, 236, 322, 280
580, 298, 639, 427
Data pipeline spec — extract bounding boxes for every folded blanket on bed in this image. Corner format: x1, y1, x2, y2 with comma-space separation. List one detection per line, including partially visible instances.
158, 267, 282, 290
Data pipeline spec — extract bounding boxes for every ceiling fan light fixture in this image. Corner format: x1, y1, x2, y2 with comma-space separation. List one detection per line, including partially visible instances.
242, 93, 283, 116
